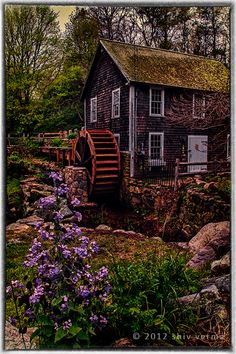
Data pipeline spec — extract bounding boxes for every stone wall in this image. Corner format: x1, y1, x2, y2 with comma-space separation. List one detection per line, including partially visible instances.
64, 167, 88, 203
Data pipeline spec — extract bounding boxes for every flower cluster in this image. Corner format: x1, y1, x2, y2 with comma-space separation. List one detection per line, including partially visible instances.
6, 171, 111, 348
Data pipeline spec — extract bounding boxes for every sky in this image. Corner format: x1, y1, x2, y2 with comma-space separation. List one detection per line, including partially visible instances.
51, 6, 76, 31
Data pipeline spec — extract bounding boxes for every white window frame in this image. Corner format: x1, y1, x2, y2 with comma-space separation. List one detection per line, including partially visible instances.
193, 93, 206, 119
149, 88, 165, 117
90, 96, 97, 123
114, 133, 120, 147
227, 134, 230, 160
148, 132, 165, 166
112, 88, 120, 118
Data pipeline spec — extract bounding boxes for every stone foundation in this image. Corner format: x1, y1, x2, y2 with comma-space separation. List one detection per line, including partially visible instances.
64, 166, 88, 203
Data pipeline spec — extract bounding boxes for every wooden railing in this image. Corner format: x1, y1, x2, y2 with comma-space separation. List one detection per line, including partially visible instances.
174, 158, 230, 190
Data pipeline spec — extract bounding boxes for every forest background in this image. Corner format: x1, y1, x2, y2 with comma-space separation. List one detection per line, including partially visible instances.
4, 5, 230, 135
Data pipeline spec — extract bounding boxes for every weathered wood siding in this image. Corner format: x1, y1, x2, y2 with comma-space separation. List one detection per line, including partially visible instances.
85, 48, 129, 151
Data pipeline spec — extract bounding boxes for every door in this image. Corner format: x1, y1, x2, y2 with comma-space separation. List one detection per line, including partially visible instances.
188, 135, 208, 172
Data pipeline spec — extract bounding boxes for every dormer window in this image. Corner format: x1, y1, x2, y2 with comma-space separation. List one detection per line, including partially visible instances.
112, 88, 120, 118
149, 88, 165, 117
193, 93, 206, 118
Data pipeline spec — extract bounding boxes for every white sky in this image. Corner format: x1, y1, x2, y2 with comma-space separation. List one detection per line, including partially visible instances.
51, 5, 76, 31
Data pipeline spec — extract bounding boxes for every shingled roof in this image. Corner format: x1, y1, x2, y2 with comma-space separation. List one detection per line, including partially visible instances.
100, 39, 229, 93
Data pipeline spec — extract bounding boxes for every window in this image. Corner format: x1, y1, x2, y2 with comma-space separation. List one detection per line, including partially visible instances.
149, 132, 164, 165
114, 133, 120, 147
149, 88, 164, 116
112, 88, 120, 118
227, 134, 230, 160
90, 97, 97, 122
193, 93, 205, 118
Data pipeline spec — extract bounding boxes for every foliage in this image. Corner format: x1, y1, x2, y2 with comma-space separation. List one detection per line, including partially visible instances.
5, 5, 63, 134
6, 172, 110, 349
7, 152, 31, 177
7, 177, 23, 210
67, 132, 77, 140
106, 251, 202, 343
39, 65, 84, 132
50, 138, 63, 147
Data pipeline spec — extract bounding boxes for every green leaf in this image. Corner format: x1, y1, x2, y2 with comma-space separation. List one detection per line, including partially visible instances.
76, 330, 89, 341
51, 297, 62, 306
54, 327, 67, 343
68, 325, 82, 337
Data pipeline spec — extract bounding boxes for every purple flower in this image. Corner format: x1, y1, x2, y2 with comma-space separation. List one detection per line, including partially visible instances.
24, 308, 33, 319
90, 241, 99, 253
29, 285, 44, 304
48, 265, 61, 279
54, 322, 59, 331
55, 184, 69, 196
96, 266, 109, 280
80, 235, 89, 245
38, 228, 51, 240
9, 316, 17, 326
49, 172, 63, 182
53, 211, 63, 223
11, 280, 24, 289
75, 211, 82, 222
60, 295, 69, 311
6, 286, 12, 296
58, 244, 71, 259
39, 196, 56, 209
30, 238, 42, 254
78, 285, 90, 299
73, 246, 88, 259
71, 198, 80, 207
63, 319, 72, 331
90, 313, 99, 324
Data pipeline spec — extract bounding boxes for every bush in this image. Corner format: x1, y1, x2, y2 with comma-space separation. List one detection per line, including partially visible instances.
67, 132, 77, 140
51, 138, 63, 147
7, 177, 23, 210
106, 251, 201, 344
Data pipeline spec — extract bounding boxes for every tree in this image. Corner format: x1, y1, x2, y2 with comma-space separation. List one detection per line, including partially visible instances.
64, 8, 99, 70
5, 5, 63, 133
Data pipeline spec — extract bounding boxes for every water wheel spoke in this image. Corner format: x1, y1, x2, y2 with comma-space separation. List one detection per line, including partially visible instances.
83, 155, 93, 165
75, 150, 82, 163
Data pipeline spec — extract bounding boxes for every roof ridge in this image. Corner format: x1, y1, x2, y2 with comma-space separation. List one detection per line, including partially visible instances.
100, 38, 222, 63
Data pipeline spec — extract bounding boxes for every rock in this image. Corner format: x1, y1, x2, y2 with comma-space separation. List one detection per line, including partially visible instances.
6, 223, 32, 234
95, 224, 113, 231
201, 274, 230, 293
188, 221, 230, 254
59, 206, 74, 219
187, 245, 217, 268
177, 293, 201, 305
16, 215, 43, 226
211, 252, 230, 275
214, 275, 230, 293
113, 337, 135, 348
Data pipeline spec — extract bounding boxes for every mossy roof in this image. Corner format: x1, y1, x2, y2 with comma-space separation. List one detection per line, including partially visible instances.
100, 39, 229, 92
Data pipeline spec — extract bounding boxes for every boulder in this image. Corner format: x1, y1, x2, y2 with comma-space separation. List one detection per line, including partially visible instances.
211, 252, 230, 275
6, 223, 32, 234
16, 215, 44, 226
187, 245, 217, 268
201, 274, 230, 293
95, 224, 113, 231
188, 221, 230, 253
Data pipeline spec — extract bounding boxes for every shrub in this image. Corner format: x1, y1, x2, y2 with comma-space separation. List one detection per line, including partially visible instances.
50, 138, 63, 147
6, 172, 110, 349
106, 251, 201, 344
67, 132, 77, 140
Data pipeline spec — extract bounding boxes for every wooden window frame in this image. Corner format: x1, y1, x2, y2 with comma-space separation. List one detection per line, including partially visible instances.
149, 88, 165, 117
112, 88, 120, 118
90, 96, 97, 123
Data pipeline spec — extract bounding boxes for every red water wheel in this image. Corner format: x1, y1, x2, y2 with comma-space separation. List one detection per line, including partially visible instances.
73, 129, 120, 196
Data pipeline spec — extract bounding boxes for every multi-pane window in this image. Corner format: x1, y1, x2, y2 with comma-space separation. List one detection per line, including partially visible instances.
150, 88, 164, 116
90, 97, 97, 122
112, 88, 120, 118
149, 132, 164, 164
193, 93, 206, 118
